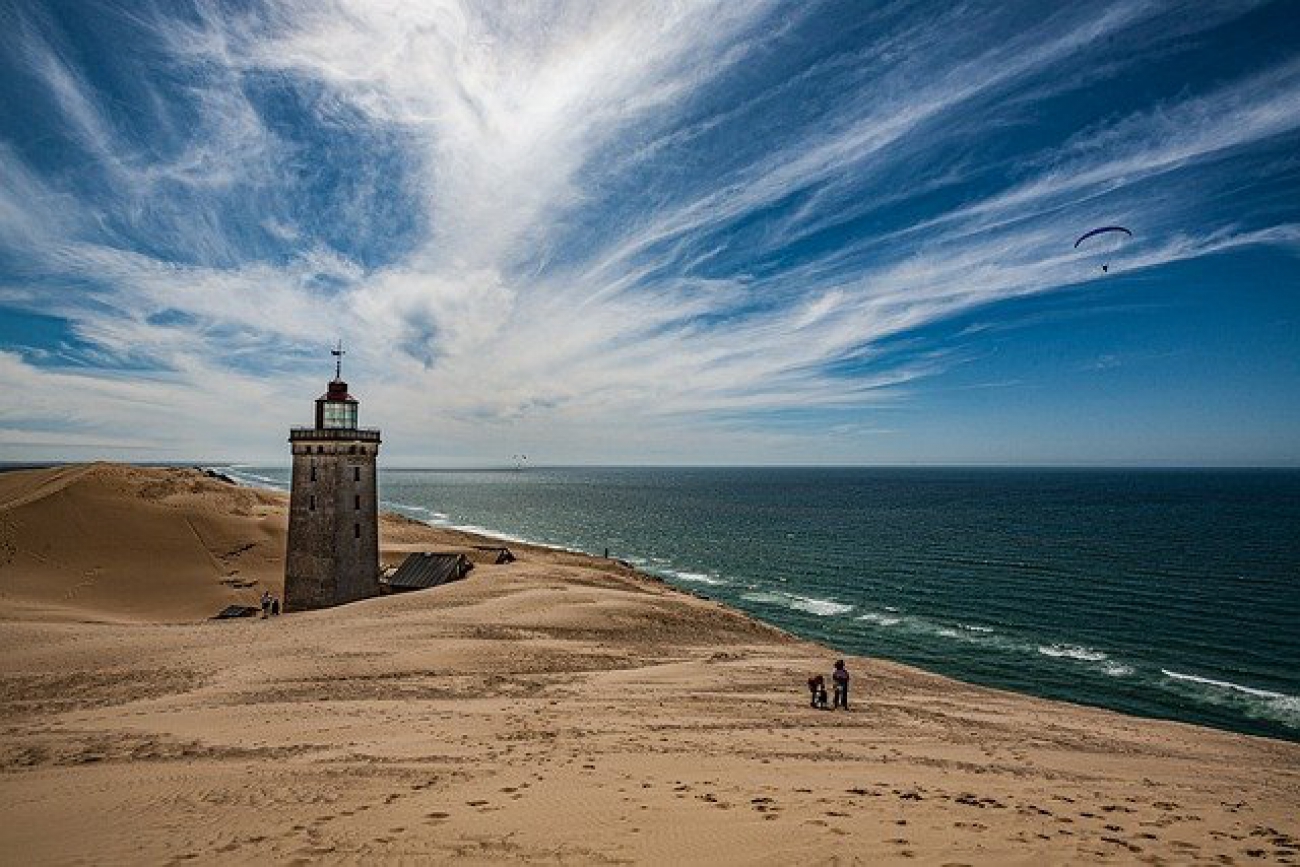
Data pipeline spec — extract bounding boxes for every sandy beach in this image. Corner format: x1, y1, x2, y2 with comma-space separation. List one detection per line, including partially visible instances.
1, 463, 1298, 865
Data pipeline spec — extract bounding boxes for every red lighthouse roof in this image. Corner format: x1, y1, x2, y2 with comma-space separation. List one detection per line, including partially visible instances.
319, 379, 356, 402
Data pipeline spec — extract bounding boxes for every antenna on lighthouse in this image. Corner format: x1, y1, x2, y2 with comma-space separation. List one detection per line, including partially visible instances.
331, 340, 345, 380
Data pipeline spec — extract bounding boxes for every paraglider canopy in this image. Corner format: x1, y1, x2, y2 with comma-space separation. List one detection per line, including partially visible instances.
1074, 226, 1132, 272
1074, 226, 1132, 248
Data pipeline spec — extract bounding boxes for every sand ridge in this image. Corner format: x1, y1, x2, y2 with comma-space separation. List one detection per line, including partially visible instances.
1, 464, 1298, 864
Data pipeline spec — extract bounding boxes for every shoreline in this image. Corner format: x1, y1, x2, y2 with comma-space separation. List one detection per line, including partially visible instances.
211, 463, 1300, 747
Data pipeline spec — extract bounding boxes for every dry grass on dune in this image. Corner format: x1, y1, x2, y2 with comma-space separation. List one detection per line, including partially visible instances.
0, 463, 1298, 864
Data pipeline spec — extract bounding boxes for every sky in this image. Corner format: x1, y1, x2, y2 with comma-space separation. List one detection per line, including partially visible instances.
1, 0, 1298, 467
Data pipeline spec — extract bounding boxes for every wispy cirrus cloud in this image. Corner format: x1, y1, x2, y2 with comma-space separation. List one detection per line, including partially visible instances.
1, 0, 1297, 463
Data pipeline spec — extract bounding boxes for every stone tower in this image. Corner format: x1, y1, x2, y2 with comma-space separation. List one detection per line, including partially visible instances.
284, 346, 382, 611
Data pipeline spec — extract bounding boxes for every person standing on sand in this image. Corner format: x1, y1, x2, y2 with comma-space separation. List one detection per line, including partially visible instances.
807, 674, 828, 708
260, 590, 272, 618
831, 659, 850, 710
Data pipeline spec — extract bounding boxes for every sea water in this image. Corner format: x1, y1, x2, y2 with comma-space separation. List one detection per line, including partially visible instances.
220, 465, 1300, 742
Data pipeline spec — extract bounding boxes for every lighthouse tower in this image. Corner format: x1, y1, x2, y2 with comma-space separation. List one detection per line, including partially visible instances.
284, 344, 382, 611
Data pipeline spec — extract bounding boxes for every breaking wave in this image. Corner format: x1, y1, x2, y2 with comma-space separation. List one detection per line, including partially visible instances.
665, 570, 727, 586
1161, 670, 1300, 728
740, 591, 853, 616
1037, 643, 1109, 662
213, 466, 288, 491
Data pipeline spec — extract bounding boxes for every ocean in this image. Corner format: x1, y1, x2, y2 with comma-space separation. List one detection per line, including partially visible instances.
220, 465, 1300, 742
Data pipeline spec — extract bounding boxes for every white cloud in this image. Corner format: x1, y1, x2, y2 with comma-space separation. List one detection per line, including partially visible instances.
1, 1, 1297, 463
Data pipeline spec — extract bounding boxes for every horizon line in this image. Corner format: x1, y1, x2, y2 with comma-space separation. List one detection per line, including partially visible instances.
4, 461, 1299, 473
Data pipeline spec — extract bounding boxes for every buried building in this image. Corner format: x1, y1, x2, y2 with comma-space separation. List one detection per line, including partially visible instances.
284, 346, 382, 611
381, 552, 474, 594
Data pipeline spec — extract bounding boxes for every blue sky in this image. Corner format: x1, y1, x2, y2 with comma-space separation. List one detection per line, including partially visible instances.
1, 0, 1298, 466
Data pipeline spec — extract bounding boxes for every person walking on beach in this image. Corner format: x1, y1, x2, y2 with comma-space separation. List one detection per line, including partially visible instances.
260, 590, 272, 618
807, 674, 828, 709
831, 659, 850, 710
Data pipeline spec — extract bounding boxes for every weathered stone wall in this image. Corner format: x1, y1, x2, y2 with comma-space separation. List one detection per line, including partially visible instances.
285, 438, 380, 611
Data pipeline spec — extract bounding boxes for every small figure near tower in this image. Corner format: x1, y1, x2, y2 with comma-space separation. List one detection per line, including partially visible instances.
284, 343, 382, 611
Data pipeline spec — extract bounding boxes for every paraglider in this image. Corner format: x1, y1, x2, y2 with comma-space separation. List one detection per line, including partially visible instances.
1074, 226, 1132, 273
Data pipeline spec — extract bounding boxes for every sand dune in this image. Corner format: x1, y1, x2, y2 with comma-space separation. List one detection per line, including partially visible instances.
1, 464, 1297, 864
0, 462, 470, 622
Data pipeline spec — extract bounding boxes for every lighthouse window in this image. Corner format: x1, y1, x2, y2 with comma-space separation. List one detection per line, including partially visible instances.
354, 523, 360, 539
322, 401, 357, 430
353, 466, 360, 482
310, 465, 316, 482
309, 495, 315, 511
354, 494, 361, 510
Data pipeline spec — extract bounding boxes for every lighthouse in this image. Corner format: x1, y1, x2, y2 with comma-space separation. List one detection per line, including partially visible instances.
284, 344, 382, 611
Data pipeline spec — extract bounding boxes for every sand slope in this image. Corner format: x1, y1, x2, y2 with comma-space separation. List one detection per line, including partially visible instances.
0, 463, 287, 620
0, 463, 472, 621
1, 464, 1298, 864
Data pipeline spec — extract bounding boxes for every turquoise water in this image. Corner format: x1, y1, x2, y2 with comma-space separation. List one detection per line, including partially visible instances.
222, 465, 1300, 742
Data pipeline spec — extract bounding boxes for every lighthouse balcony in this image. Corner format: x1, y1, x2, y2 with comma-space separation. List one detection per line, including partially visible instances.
289, 427, 382, 443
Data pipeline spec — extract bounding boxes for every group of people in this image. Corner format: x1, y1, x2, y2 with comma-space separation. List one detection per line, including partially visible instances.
260, 590, 281, 617
807, 659, 851, 710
